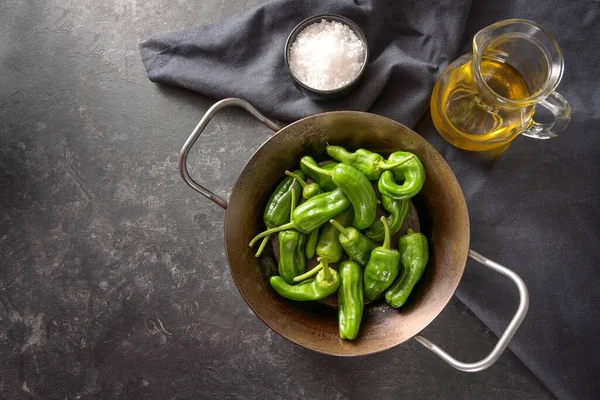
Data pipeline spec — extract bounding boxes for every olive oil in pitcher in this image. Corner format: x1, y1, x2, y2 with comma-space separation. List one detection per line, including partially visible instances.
430, 20, 571, 151
431, 56, 535, 151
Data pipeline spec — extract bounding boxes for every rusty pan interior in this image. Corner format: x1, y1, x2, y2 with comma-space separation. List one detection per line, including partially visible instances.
224, 112, 470, 356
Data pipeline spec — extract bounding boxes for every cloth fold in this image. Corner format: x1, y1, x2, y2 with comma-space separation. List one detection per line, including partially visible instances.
139, 1, 600, 398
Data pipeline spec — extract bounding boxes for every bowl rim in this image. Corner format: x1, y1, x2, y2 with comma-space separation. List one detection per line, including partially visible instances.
283, 14, 369, 95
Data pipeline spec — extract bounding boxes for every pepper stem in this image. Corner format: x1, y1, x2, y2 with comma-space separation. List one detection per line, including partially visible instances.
329, 219, 350, 237
285, 171, 308, 189
249, 221, 295, 247
382, 155, 415, 170
293, 263, 323, 282
407, 228, 415, 234
301, 159, 333, 177
254, 235, 270, 257
289, 188, 296, 221
381, 216, 391, 249
319, 257, 332, 281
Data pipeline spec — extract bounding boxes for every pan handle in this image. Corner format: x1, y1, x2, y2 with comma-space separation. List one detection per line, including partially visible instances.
413, 249, 529, 372
178, 98, 282, 209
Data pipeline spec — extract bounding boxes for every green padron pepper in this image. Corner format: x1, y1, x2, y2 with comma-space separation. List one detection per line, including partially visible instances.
278, 230, 306, 284
363, 217, 401, 301
364, 195, 410, 242
326, 146, 415, 181
300, 161, 377, 230
378, 152, 425, 200
277, 188, 306, 284
285, 170, 323, 199
283, 170, 323, 259
256, 170, 303, 257
300, 156, 338, 191
338, 261, 364, 340
270, 258, 339, 301
329, 219, 377, 267
305, 229, 318, 259
385, 229, 429, 308
249, 188, 350, 247
316, 208, 354, 263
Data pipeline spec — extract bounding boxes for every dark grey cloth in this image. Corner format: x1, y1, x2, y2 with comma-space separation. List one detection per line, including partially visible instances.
139, 0, 471, 127
139, 1, 600, 399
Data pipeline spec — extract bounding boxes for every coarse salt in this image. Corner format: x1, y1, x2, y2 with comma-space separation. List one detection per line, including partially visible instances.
288, 20, 366, 91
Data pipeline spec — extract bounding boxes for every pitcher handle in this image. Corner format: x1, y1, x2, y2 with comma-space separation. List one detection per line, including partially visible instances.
522, 91, 571, 139
413, 249, 529, 372
178, 98, 282, 209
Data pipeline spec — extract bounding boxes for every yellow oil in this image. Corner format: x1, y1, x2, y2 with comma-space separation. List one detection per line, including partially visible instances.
431, 57, 535, 151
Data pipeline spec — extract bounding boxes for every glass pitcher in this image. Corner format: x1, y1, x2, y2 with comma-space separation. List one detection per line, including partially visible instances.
431, 19, 571, 151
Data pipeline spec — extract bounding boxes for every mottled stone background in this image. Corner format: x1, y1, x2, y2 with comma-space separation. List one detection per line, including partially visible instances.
0, 1, 553, 399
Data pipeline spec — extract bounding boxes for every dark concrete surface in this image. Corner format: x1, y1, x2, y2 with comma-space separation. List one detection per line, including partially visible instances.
0, 1, 555, 399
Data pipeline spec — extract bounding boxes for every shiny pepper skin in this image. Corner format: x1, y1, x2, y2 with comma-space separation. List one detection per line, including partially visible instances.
363, 217, 401, 301
329, 218, 377, 267
378, 152, 425, 200
270, 258, 339, 301
255, 170, 304, 257
278, 230, 306, 284
305, 229, 318, 259
326, 146, 414, 181
285, 170, 323, 199
300, 160, 377, 230
300, 156, 338, 191
263, 170, 304, 229
385, 229, 429, 308
364, 195, 410, 242
338, 261, 364, 340
249, 188, 350, 247
316, 208, 354, 263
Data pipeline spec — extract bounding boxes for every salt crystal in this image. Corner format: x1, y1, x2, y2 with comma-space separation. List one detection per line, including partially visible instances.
288, 20, 366, 91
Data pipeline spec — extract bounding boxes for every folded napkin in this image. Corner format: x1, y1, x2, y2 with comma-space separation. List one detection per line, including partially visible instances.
139, 0, 470, 127
139, 1, 600, 398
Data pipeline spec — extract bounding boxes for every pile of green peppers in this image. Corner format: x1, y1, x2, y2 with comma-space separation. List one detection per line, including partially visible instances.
249, 146, 429, 341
